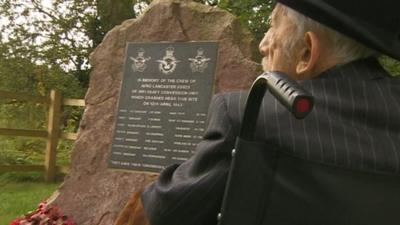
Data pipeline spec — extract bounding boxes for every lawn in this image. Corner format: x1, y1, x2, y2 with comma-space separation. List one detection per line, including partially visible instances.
0, 172, 62, 225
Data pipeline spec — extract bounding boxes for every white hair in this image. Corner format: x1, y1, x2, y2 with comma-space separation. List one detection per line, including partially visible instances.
276, 3, 377, 64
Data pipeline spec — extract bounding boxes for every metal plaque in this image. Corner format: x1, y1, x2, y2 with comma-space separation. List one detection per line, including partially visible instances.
109, 42, 218, 173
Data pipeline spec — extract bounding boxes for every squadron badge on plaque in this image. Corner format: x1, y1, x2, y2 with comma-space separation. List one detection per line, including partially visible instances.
157, 46, 181, 75
189, 48, 211, 73
130, 48, 151, 73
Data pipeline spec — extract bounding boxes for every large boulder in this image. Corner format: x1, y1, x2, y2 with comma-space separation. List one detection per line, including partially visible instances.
50, 0, 261, 224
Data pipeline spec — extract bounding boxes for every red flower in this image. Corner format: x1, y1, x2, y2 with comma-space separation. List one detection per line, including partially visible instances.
9, 218, 21, 225
10, 202, 76, 225
64, 218, 76, 225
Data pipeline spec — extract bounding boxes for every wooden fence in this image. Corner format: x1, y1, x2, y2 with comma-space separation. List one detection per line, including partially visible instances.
0, 89, 85, 182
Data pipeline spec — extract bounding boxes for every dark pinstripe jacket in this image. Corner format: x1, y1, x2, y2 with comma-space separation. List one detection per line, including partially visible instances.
142, 58, 400, 225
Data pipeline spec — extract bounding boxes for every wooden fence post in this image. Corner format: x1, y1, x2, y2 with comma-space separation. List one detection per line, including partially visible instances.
44, 89, 62, 182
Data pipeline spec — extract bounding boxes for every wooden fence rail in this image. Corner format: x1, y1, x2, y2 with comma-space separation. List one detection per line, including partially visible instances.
0, 89, 85, 182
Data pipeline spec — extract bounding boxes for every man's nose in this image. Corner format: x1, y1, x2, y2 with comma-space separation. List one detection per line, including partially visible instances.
259, 32, 270, 56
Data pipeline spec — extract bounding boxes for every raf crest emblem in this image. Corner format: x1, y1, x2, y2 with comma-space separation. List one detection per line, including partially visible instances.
157, 47, 180, 75
130, 48, 151, 73
188, 48, 211, 73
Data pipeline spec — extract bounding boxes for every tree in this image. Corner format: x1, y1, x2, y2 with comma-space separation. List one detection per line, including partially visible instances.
218, 0, 274, 41
0, 0, 139, 126
0, 0, 137, 164
0, 0, 136, 92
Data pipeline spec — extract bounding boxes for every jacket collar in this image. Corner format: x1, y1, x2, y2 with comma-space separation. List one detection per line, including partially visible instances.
316, 57, 387, 81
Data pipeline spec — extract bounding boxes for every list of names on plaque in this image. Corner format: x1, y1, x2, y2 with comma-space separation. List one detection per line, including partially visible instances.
109, 42, 218, 173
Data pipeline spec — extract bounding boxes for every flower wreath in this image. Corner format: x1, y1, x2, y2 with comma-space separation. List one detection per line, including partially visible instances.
10, 201, 76, 225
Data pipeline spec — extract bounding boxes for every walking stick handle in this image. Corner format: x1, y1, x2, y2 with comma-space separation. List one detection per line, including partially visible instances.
240, 71, 314, 141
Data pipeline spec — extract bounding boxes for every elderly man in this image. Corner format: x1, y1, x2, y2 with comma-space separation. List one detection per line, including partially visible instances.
141, 0, 400, 225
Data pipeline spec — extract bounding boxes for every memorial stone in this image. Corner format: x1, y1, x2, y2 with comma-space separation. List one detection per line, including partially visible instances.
49, 1, 261, 224
109, 42, 218, 172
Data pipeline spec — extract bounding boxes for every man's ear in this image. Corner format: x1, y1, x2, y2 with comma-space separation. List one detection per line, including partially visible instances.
296, 31, 320, 77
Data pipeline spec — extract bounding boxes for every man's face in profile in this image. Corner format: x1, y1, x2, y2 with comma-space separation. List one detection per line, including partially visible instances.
259, 6, 299, 77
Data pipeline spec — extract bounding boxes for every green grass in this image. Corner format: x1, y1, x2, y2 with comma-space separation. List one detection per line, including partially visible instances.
0, 172, 62, 225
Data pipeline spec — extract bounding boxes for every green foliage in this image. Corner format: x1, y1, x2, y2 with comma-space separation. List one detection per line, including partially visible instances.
0, 136, 46, 165
380, 56, 400, 76
0, 171, 45, 183
189, 0, 274, 42
218, 0, 274, 41
0, 0, 137, 92
0, 1, 136, 170
1, 1, 92, 90
97, 0, 139, 45
56, 139, 75, 165
0, 136, 74, 168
